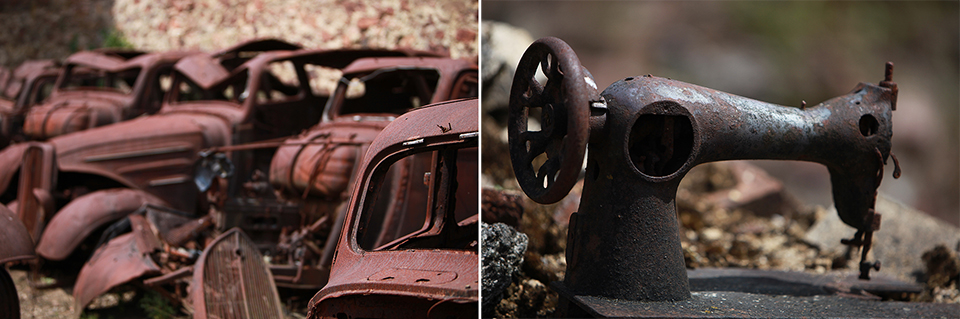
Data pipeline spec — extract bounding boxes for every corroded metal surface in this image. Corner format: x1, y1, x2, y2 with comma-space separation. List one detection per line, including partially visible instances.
322, 56, 478, 122
263, 54, 477, 291
36, 188, 165, 261
0, 59, 61, 147
308, 99, 479, 319
72, 214, 162, 311
508, 37, 594, 204
0, 204, 34, 264
0, 41, 479, 315
22, 50, 197, 140
16, 142, 56, 241
269, 121, 384, 199
192, 228, 284, 319
509, 37, 901, 313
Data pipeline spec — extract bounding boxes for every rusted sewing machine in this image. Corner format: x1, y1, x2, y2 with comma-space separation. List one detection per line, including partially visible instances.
508, 37, 957, 317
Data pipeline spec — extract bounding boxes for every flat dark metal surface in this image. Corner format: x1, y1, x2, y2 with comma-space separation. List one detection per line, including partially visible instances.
554, 277, 958, 318
687, 268, 922, 298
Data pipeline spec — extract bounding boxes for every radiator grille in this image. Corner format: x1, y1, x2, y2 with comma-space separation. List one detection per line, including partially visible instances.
195, 228, 283, 319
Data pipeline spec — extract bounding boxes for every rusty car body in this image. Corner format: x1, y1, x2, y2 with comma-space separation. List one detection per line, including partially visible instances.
0, 47, 459, 314
0, 59, 62, 147
19, 49, 198, 140
306, 98, 479, 319
0, 47, 414, 258
68, 54, 478, 315
265, 55, 478, 288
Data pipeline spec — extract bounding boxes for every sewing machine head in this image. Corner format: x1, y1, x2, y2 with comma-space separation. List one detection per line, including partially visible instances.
508, 37, 899, 302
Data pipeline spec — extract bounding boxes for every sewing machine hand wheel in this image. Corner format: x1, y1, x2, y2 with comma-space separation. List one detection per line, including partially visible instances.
508, 37, 592, 204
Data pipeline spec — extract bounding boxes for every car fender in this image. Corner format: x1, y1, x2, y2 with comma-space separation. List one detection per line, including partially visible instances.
0, 204, 35, 264
73, 214, 161, 312
35, 188, 166, 261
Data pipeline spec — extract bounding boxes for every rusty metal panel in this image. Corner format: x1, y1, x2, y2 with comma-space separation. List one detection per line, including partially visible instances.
308, 99, 479, 318
213, 38, 302, 58
0, 142, 28, 196
72, 214, 162, 311
36, 188, 165, 261
46, 112, 233, 212
311, 294, 477, 319
0, 204, 35, 264
269, 121, 384, 199
16, 142, 56, 241
325, 57, 477, 122
192, 228, 284, 319
17, 50, 196, 140
174, 55, 232, 90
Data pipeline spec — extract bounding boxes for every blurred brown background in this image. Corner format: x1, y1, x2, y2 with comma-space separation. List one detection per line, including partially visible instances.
483, 1, 959, 226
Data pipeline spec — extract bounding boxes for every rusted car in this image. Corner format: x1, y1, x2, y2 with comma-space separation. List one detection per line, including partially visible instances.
18, 49, 198, 141
0, 48, 437, 312
265, 55, 478, 288
0, 60, 62, 147
70, 54, 477, 315
305, 98, 479, 319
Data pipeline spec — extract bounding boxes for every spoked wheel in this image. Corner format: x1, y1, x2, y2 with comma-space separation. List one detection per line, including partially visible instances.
508, 37, 594, 204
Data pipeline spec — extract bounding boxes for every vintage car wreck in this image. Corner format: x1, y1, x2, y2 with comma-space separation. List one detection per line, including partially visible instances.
265, 55, 478, 288
76, 97, 479, 318
19, 49, 197, 141
0, 44, 477, 315
305, 98, 479, 319
66, 54, 478, 315
69, 56, 477, 315
0, 59, 62, 147
0, 47, 417, 247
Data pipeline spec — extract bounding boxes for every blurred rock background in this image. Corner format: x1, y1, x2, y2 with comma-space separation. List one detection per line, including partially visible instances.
0, 0, 478, 67
483, 1, 958, 226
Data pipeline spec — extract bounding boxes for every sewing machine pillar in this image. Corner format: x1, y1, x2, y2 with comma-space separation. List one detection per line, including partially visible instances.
567, 155, 690, 301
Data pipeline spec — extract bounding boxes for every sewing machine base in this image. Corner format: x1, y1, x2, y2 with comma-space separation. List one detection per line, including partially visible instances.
552, 268, 959, 318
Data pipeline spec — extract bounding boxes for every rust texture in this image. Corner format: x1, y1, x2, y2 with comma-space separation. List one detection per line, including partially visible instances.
192, 228, 284, 319
16, 142, 57, 241
508, 37, 899, 313
36, 188, 165, 261
1, 40, 478, 316
308, 99, 479, 319
0, 204, 34, 264
72, 214, 162, 311
263, 54, 478, 291
22, 50, 197, 140
0, 60, 61, 147
0, 34, 478, 316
